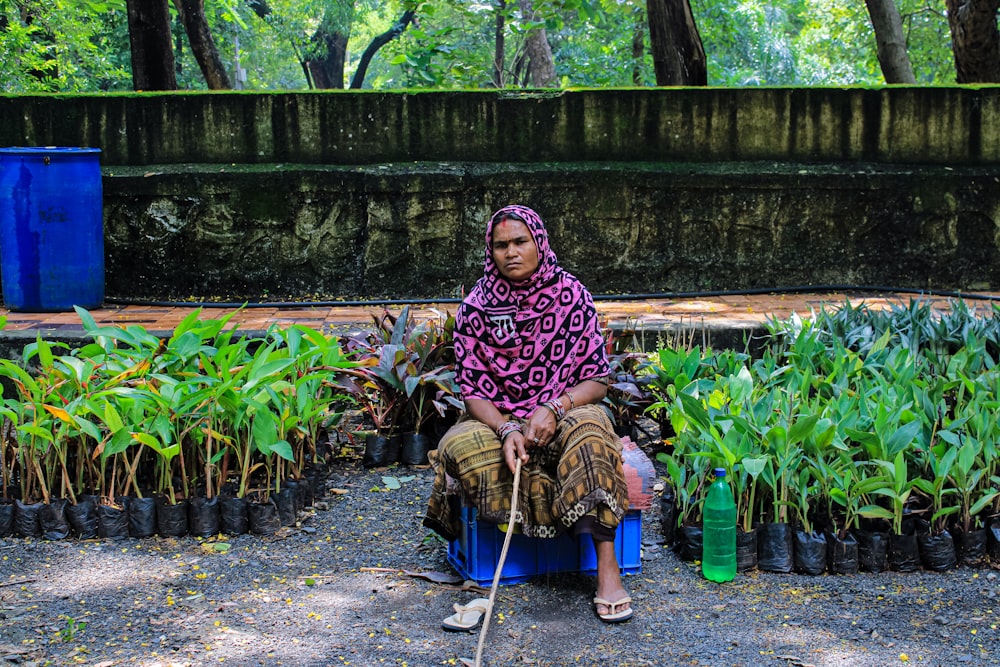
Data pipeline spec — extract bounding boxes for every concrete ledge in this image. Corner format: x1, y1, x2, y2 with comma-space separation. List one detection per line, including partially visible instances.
3, 89, 1000, 303
3, 88, 1000, 165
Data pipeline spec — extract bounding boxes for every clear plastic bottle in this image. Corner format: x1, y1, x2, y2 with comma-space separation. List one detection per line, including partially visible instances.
702, 467, 737, 582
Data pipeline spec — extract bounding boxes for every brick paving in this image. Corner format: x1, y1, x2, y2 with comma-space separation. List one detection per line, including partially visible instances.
1, 290, 993, 339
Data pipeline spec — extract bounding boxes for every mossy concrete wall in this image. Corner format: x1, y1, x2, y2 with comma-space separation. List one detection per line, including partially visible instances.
1, 88, 999, 300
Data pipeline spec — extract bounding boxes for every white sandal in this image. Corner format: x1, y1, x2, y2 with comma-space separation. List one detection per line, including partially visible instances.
441, 597, 490, 632
593, 595, 634, 623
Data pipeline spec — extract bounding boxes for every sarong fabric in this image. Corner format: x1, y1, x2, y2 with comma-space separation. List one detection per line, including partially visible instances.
424, 404, 629, 540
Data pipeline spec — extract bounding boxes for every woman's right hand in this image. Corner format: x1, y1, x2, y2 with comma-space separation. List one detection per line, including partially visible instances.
502, 431, 529, 474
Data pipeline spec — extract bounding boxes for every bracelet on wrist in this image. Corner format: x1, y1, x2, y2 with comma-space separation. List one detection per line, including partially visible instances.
497, 420, 522, 442
542, 398, 566, 420
565, 392, 576, 410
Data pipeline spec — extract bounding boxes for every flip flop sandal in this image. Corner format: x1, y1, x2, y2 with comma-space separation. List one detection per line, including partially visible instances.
593, 595, 634, 624
441, 597, 490, 632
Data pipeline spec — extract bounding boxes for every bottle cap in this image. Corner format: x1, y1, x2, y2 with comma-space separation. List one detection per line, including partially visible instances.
714, 467, 726, 477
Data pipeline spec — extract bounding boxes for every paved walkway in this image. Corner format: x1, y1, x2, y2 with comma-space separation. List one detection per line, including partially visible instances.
0, 290, 996, 344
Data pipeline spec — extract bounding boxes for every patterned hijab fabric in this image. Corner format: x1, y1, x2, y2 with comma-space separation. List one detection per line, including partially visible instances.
454, 205, 609, 418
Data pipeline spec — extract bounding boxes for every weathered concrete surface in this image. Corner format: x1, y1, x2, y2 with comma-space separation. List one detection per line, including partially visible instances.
1, 89, 1000, 300
101, 161, 1000, 300
3, 88, 1000, 165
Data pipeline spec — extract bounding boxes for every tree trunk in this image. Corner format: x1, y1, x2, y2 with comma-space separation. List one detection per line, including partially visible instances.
303, 5, 355, 89
174, 0, 232, 89
125, 0, 177, 90
946, 0, 1000, 83
646, 0, 707, 86
306, 31, 349, 89
518, 0, 556, 87
493, 0, 506, 87
864, 0, 916, 83
350, 10, 417, 89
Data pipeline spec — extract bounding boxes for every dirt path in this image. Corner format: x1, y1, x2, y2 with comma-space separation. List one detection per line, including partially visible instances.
1, 463, 998, 667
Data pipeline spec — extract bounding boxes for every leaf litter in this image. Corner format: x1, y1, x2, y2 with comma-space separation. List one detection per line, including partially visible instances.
0, 459, 997, 666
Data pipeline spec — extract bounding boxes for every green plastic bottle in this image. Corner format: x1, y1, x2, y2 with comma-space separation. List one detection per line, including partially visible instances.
702, 467, 737, 582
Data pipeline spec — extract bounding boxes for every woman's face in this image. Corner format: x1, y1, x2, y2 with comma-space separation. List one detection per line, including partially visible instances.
491, 216, 539, 281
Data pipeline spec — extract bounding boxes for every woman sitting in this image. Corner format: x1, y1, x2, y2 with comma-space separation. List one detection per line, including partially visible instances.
424, 204, 633, 625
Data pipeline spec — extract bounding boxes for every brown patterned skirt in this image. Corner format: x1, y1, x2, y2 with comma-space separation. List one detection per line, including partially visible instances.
423, 404, 629, 540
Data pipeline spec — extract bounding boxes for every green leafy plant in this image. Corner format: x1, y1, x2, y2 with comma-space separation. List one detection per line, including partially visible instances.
641, 345, 708, 423
656, 451, 708, 529
869, 451, 916, 536
56, 615, 87, 643
942, 431, 999, 533
603, 345, 653, 437
825, 462, 894, 538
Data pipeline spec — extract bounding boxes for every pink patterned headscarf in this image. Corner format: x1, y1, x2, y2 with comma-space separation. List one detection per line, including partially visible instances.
454, 205, 609, 418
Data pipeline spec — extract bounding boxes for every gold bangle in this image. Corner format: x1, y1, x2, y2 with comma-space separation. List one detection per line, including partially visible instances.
566, 392, 575, 410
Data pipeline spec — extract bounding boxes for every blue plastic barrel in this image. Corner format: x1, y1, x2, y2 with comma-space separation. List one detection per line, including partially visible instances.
0, 147, 105, 311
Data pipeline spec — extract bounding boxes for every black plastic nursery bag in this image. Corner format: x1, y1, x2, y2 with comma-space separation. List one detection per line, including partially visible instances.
918, 530, 957, 572
953, 526, 988, 568
14, 499, 43, 538
674, 525, 703, 562
736, 528, 758, 572
220, 495, 249, 535
400, 432, 431, 466
888, 532, 921, 572
189, 495, 221, 537
660, 487, 677, 546
0, 500, 13, 537
248, 499, 281, 535
66, 495, 99, 539
97, 498, 130, 540
825, 531, 859, 575
128, 497, 157, 538
274, 488, 297, 526
39, 498, 71, 540
986, 520, 1000, 561
757, 522, 794, 573
156, 497, 188, 537
855, 529, 889, 573
794, 530, 827, 575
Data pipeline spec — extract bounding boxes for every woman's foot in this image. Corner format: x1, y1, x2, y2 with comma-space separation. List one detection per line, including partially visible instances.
593, 593, 633, 623
593, 538, 633, 622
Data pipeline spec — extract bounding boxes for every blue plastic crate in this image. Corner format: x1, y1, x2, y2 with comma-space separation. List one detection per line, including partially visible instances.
447, 507, 642, 586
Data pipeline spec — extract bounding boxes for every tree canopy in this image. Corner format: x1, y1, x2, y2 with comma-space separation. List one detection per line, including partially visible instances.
0, 0, 993, 92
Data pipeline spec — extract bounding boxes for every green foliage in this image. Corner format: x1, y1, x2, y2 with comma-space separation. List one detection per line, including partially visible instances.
691, 0, 956, 85
658, 298, 1000, 539
0, 308, 362, 505
0, 1, 970, 90
692, 0, 799, 85
0, 0, 131, 92
339, 307, 461, 435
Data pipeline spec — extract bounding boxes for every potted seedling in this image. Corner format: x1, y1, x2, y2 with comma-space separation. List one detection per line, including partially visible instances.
657, 449, 709, 561
791, 466, 827, 574
870, 451, 920, 572
0, 354, 60, 538
604, 349, 653, 441
397, 313, 461, 464
911, 442, 959, 571
641, 344, 708, 439
943, 405, 1000, 566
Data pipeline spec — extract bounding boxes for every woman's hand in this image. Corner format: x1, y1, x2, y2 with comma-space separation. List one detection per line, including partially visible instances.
523, 407, 557, 449
502, 431, 530, 474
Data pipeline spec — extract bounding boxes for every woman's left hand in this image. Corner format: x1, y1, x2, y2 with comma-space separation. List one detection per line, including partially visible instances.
523, 408, 557, 448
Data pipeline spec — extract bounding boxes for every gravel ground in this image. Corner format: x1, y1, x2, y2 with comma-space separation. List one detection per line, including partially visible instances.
1, 454, 998, 667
